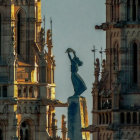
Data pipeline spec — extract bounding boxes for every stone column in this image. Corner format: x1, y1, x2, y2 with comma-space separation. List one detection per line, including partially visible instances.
23, 86, 26, 98
106, 0, 112, 22
68, 96, 90, 140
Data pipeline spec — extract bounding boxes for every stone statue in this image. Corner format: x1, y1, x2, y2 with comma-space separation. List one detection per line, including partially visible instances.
94, 58, 100, 83
66, 48, 87, 96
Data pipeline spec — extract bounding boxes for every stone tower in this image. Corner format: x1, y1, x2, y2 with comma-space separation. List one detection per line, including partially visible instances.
90, 0, 140, 140
0, 0, 60, 139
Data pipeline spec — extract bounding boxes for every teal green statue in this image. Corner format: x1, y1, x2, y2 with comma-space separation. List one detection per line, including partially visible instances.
66, 48, 87, 96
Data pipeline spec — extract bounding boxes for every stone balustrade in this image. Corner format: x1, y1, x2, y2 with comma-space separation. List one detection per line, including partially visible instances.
98, 112, 112, 125
17, 85, 39, 98
120, 111, 140, 125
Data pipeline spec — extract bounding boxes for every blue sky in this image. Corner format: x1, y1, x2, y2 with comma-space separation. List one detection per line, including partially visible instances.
42, 0, 106, 137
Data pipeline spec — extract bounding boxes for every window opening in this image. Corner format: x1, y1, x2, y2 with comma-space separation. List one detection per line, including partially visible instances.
132, 0, 136, 21
2, 86, 7, 97
133, 112, 137, 124
127, 112, 131, 124
127, 0, 130, 21
120, 113, 124, 124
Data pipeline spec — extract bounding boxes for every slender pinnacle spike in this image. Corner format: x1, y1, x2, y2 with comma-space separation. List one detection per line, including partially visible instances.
91, 45, 97, 64
50, 17, 53, 41
43, 16, 46, 36
99, 47, 103, 62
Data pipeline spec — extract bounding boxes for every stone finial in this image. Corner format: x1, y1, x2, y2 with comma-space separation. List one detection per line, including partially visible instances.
61, 114, 67, 140
101, 59, 106, 78
94, 58, 100, 83
47, 29, 53, 50
40, 28, 45, 51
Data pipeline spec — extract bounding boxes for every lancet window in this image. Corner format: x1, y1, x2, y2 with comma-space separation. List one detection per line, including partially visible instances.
132, 0, 136, 21
127, 0, 140, 21
120, 112, 125, 124
20, 121, 31, 140
111, 0, 119, 22
16, 9, 26, 59
0, 86, 7, 97
127, 0, 130, 21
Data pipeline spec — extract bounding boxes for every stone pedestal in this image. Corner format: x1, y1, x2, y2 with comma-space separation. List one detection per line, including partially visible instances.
68, 96, 90, 140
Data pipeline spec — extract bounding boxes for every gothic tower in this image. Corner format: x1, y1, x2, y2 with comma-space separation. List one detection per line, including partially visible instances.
0, 0, 59, 139
91, 0, 140, 140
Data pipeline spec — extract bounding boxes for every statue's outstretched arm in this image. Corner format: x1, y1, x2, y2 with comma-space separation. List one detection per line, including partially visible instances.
68, 52, 72, 61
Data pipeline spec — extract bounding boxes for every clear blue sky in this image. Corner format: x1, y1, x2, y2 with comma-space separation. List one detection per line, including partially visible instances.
42, 0, 106, 137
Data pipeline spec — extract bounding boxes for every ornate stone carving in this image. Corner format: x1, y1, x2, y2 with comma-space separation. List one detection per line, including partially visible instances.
94, 58, 100, 83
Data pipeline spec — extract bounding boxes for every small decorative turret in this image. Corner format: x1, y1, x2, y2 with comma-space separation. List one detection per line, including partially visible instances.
52, 113, 58, 139
61, 114, 67, 140
40, 28, 45, 52
47, 29, 53, 56
101, 59, 106, 79
94, 58, 100, 84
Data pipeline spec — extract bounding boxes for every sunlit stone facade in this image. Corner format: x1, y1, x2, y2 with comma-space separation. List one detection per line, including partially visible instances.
0, 0, 64, 139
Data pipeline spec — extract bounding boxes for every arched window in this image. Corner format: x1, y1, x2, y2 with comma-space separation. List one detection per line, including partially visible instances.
20, 121, 31, 140
127, 0, 130, 21
17, 12, 21, 55
133, 42, 137, 84
120, 112, 125, 124
132, 0, 136, 21
16, 10, 26, 59
133, 112, 137, 124
2, 86, 7, 97
127, 112, 131, 124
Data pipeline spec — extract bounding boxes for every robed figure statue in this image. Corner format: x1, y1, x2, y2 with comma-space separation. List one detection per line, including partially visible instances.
66, 48, 87, 96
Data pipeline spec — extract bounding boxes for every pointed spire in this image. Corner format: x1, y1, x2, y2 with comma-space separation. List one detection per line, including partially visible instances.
61, 115, 67, 140
52, 113, 57, 139
91, 45, 97, 64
